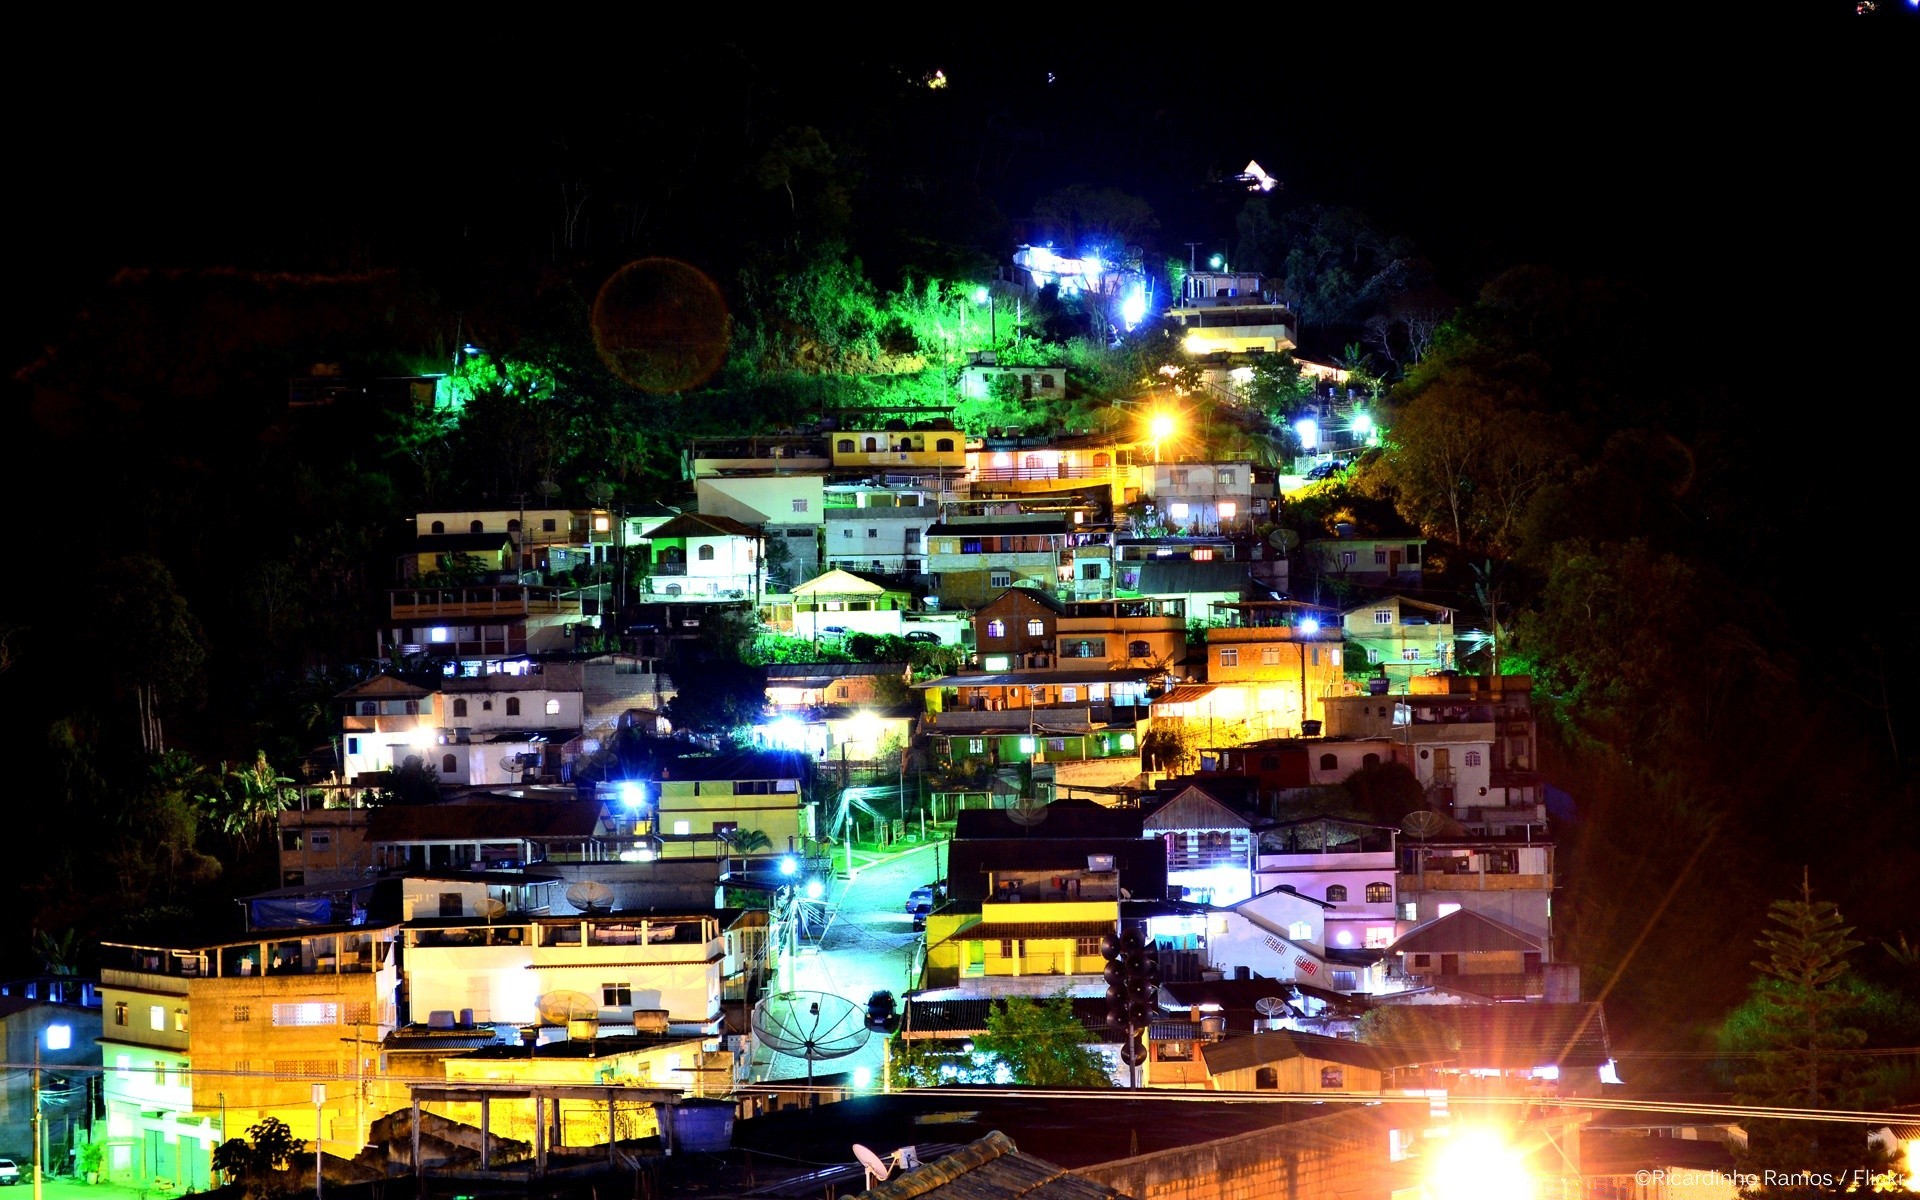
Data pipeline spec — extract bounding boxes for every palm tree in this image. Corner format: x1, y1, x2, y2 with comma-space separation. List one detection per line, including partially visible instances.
209, 752, 295, 852
728, 829, 774, 855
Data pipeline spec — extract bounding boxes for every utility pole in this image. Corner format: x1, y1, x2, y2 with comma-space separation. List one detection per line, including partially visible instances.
31, 1043, 41, 1200
312, 1083, 326, 1200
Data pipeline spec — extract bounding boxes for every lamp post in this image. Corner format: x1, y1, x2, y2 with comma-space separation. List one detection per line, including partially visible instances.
311, 1084, 326, 1200
1149, 413, 1176, 465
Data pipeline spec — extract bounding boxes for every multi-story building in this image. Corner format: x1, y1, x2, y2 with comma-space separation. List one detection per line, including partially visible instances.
1145, 462, 1271, 535
1255, 816, 1402, 958
1396, 833, 1555, 951
967, 431, 1146, 509
684, 433, 829, 479
828, 411, 968, 473
926, 515, 1114, 607
414, 507, 617, 574
972, 587, 1066, 670
337, 675, 439, 781
1320, 674, 1545, 832
1164, 271, 1298, 356
98, 927, 401, 1186
635, 513, 764, 603
651, 751, 812, 858
1140, 783, 1261, 905
1156, 601, 1347, 741
381, 583, 589, 661
1342, 595, 1457, 684
694, 475, 823, 590
821, 483, 938, 578
1053, 597, 1188, 671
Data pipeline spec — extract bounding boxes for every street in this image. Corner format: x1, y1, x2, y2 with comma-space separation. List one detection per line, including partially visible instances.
753, 838, 945, 1085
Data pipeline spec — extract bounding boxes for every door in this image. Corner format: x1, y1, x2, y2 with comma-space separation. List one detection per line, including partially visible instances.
966, 940, 986, 975
1388, 548, 1402, 576
1440, 953, 1459, 975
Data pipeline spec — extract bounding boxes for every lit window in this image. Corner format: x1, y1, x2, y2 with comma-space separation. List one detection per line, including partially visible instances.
1218, 502, 1237, 520
1061, 687, 1078, 702
1218, 648, 1238, 666
546, 698, 561, 715
1169, 503, 1190, 520
1192, 548, 1213, 561
45, 1024, 71, 1050
792, 498, 808, 512
1374, 610, 1394, 625
1026, 619, 1045, 636
1366, 883, 1393, 903
673, 820, 691, 835
271, 1003, 339, 1027
967, 739, 985, 754
1019, 737, 1036, 753
594, 516, 610, 532
1287, 921, 1312, 941
986, 620, 1006, 639
149, 1005, 165, 1030
1438, 903, 1462, 917
1402, 648, 1421, 660
1120, 733, 1136, 750
982, 655, 1010, 670
116, 1054, 131, 1078
173, 1008, 188, 1032
429, 627, 450, 643
1341, 551, 1357, 566
1401, 902, 1419, 920
1365, 927, 1394, 948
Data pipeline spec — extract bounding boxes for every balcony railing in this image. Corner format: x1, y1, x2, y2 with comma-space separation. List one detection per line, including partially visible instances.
973, 465, 1121, 482
390, 586, 574, 618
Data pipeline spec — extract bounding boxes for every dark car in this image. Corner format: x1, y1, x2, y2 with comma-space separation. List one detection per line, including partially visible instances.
906, 886, 937, 916
1305, 460, 1345, 481
904, 631, 941, 643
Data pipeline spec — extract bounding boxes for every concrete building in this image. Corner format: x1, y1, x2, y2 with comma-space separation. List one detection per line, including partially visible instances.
0, 997, 99, 1178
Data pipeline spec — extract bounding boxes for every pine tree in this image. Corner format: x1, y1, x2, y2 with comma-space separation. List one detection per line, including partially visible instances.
1724, 871, 1894, 1196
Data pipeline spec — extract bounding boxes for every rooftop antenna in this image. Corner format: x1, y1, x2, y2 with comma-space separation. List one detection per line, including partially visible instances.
752, 991, 870, 1101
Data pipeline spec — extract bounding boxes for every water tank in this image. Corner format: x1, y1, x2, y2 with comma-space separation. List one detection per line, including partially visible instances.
1367, 677, 1390, 696
458, 1008, 475, 1027
1201, 1015, 1227, 1036
1300, 720, 1322, 737
633, 1009, 670, 1034
670, 1100, 735, 1153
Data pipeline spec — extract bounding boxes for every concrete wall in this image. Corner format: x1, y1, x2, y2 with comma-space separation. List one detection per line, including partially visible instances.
1078, 1105, 1402, 1200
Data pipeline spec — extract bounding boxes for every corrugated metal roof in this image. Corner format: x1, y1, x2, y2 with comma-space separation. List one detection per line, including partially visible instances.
861, 1131, 1129, 1200
1153, 685, 1217, 705
1199, 1030, 1405, 1075
1389, 909, 1541, 954
952, 919, 1118, 940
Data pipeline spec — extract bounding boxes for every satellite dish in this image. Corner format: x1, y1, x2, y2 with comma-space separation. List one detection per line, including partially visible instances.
566, 881, 616, 914
1269, 528, 1300, 551
752, 991, 870, 1092
1254, 996, 1290, 1017
853, 1144, 892, 1185
1005, 793, 1049, 827
479, 898, 508, 921
536, 990, 599, 1039
1401, 810, 1448, 840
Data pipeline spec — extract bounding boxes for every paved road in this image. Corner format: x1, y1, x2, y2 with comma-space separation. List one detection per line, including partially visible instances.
753, 839, 945, 1085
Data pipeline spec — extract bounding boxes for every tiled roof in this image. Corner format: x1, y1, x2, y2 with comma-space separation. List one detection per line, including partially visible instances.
951, 919, 1117, 940
646, 512, 763, 540
1199, 1029, 1407, 1075
1389, 909, 1541, 954
861, 1132, 1127, 1200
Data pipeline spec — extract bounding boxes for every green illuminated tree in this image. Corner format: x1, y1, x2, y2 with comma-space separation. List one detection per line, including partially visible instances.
1722, 876, 1897, 1195
976, 995, 1112, 1087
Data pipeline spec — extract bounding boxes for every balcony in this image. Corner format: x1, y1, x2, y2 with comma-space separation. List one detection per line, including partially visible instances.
1398, 871, 1550, 892
973, 464, 1121, 482
390, 586, 574, 619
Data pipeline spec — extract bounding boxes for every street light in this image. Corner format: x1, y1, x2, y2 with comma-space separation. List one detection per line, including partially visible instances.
973, 287, 996, 344
1424, 1126, 1534, 1200
1148, 412, 1177, 464
1209, 254, 1224, 269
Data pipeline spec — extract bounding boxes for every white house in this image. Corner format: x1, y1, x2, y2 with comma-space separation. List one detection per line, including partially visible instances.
1145, 462, 1260, 534
638, 513, 764, 602
1255, 817, 1401, 957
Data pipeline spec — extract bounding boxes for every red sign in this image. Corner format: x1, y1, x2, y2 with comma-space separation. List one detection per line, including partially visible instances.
1295, 956, 1318, 976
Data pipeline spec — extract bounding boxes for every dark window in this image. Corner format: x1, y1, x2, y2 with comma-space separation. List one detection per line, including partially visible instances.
936, 438, 955, 451
1255, 1067, 1278, 1089
542, 518, 557, 532
865, 437, 879, 452
439, 893, 462, 916
698, 545, 716, 561
470, 520, 484, 534
602, 983, 632, 1007
838, 439, 854, 452
1320, 1067, 1345, 1088
999, 939, 1015, 958
1362, 753, 1381, 767
359, 702, 377, 716
430, 520, 445, 534
506, 697, 521, 716
453, 698, 468, 718
114, 1002, 127, 1027
281, 830, 304, 851
1128, 640, 1151, 658
1041, 374, 1055, 389
1319, 753, 1338, 770
1366, 883, 1392, 903
404, 700, 420, 715
1406, 544, 1422, 563
442, 754, 458, 775
507, 519, 520, 532
282, 870, 305, 886
1326, 885, 1348, 902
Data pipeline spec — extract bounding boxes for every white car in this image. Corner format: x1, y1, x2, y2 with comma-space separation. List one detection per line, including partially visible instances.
0, 1158, 20, 1186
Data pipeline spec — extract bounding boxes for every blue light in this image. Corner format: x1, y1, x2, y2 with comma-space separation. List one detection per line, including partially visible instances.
1300, 618, 1320, 636
779, 857, 798, 877
618, 781, 645, 808
1294, 417, 1319, 449
1120, 285, 1147, 330
805, 879, 825, 900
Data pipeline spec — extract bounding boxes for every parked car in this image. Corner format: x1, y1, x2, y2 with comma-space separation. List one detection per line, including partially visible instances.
0, 1159, 21, 1186
820, 625, 848, 637
904, 631, 940, 643
1305, 460, 1345, 481
906, 886, 937, 916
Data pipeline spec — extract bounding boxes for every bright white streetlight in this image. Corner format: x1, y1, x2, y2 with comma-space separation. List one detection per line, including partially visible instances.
805, 879, 825, 900
1425, 1127, 1534, 1200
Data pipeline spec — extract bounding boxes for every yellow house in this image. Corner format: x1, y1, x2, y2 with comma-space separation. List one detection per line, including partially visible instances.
926, 900, 1118, 982
434, 1034, 727, 1146
410, 531, 515, 579
653, 750, 811, 857
830, 412, 967, 471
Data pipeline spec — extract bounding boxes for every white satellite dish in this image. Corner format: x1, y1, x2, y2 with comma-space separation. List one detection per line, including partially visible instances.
566, 880, 615, 914
536, 990, 599, 1040
1254, 996, 1290, 1017
853, 1144, 891, 1186
479, 897, 508, 921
